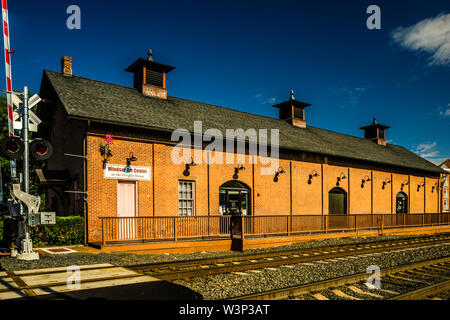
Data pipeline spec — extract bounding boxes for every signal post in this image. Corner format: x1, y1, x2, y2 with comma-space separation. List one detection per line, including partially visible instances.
1, 87, 55, 260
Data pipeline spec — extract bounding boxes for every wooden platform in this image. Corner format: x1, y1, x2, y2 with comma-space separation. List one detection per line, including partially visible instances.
91, 225, 450, 254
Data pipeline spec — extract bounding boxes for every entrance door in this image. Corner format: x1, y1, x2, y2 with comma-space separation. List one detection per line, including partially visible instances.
396, 192, 408, 214
117, 181, 136, 240
219, 181, 251, 216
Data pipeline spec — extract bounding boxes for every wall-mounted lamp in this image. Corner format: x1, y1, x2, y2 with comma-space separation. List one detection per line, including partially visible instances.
273, 167, 286, 182
382, 178, 392, 190
361, 175, 372, 188
233, 165, 246, 179
417, 182, 425, 192
307, 170, 319, 185
336, 173, 347, 186
401, 181, 409, 191
183, 159, 196, 177
100, 134, 115, 169
124, 152, 137, 173
432, 182, 439, 193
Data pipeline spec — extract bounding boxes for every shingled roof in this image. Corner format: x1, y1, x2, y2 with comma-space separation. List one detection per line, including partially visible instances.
41, 70, 444, 175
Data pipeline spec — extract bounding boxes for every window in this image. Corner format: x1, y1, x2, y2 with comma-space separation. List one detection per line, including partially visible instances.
179, 181, 195, 216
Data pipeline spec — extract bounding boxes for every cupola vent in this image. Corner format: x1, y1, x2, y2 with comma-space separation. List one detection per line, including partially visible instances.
125, 50, 175, 99
272, 90, 311, 128
359, 117, 390, 146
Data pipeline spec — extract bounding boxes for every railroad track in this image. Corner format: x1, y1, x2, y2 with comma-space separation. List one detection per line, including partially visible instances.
0, 233, 449, 300
128, 233, 450, 281
229, 256, 450, 300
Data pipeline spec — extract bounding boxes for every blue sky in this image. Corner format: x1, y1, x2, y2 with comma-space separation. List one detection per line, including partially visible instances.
3, 0, 450, 165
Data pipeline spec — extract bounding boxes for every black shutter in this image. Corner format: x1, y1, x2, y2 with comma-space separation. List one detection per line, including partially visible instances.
146, 69, 163, 87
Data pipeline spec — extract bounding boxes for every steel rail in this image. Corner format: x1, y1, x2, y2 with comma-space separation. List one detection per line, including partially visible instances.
228, 256, 450, 300
389, 280, 450, 300
134, 236, 450, 281
0, 234, 448, 282
128, 233, 450, 273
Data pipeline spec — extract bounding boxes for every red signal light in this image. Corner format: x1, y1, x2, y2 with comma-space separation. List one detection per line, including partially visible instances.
1, 136, 24, 159
30, 138, 53, 160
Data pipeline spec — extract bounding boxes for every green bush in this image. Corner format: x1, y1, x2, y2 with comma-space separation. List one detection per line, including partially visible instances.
0, 216, 84, 247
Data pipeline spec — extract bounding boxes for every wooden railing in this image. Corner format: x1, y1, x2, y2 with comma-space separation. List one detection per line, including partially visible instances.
99, 213, 450, 244
100, 215, 231, 245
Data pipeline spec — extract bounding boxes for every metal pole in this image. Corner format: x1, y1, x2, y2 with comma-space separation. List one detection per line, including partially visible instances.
23, 86, 29, 234
16, 86, 38, 260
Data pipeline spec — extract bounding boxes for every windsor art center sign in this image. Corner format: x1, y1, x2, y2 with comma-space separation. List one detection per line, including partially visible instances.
104, 164, 151, 181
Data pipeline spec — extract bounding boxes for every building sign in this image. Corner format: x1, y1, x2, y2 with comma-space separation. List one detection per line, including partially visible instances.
104, 164, 151, 181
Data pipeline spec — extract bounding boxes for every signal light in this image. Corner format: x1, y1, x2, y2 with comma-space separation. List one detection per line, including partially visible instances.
1, 136, 24, 159
30, 138, 53, 160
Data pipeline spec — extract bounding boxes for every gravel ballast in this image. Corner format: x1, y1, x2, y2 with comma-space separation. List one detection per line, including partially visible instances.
172, 243, 450, 299
0, 234, 441, 271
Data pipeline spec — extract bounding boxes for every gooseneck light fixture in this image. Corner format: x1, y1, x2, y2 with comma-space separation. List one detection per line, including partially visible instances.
183, 159, 196, 177
100, 134, 115, 169
336, 173, 347, 186
417, 182, 425, 192
432, 182, 439, 193
273, 167, 286, 182
401, 181, 409, 191
233, 165, 246, 179
124, 152, 137, 173
361, 175, 371, 188
308, 170, 319, 185
382, 178, 391, 190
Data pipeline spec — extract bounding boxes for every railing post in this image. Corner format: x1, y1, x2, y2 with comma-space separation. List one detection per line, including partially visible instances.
287, 216, 290, 236
102, 218, 106, 246
381, 215, 384, 235
354, 215, 357, 232
324, 215, 328, 233
403, 214, 406, 228
241, 216, 245, 240
174, 217, 177, 241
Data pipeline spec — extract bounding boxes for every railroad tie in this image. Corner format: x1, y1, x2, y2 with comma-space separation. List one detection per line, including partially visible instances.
375, 287, 400, 295
388, 274, 430, 285
311, 293, 329, 300
331, 289, 361, 300
347, 286, 384, 299
5, 271, 36, 297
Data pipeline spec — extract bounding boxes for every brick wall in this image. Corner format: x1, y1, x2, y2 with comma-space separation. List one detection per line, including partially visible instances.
85, 133, 441, 243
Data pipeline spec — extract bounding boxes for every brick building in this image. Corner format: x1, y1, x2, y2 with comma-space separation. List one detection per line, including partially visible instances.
36, 53, 446, 245
439, 159, 450, 213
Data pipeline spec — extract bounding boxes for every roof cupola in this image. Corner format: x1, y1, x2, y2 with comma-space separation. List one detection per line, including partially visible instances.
125, 49, 175, 99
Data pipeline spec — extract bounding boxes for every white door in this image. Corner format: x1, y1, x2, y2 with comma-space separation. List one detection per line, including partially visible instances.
117, 181, 136, 240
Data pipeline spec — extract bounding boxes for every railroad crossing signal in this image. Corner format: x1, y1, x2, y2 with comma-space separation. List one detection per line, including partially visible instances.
11, 93, 41, 132
0, 136, 53, 160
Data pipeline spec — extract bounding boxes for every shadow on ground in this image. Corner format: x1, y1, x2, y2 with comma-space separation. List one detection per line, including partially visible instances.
11, 280, 203, 300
